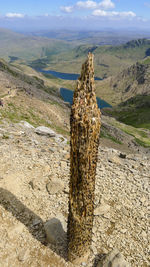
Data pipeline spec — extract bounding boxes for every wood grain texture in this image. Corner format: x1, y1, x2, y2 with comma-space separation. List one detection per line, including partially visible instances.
67, 53, 101, 264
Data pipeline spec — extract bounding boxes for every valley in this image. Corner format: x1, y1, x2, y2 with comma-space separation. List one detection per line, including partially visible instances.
0, 27, 149, 267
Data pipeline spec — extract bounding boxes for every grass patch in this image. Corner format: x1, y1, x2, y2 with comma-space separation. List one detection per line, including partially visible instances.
142, 57, 150, 64
1, 102, 49, 127
42, 73, 57, 79
104, 95, 150, 130
100, 127, 122, 144
53, 124, 69, 136
110, 118, 150, 148
1, 102, 69, 137
135, 138, 150, 148
0, 93, 8, 98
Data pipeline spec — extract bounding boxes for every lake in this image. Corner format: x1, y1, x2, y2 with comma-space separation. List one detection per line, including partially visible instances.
60, 88, 111, 109
37, 68, 102, 81
36, 68, 111, 108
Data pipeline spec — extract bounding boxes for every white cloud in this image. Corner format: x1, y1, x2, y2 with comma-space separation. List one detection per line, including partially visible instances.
60, 6, 74, 13
76, 1, 98, 9
92, 9, 107, 16
61, 0, 115, 13
76, 0, 115, 10
60, 0, 136, 21
99, 0, 115, 10
93, 9, 136, 18
119, 11, 136, 18
5, 13, 24, 18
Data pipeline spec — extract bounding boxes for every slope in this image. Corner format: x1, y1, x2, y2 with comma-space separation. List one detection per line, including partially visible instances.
0, 28, 73, 61
98, 61, 150, 133
0, 58, 149, 267
30, 38, 150, 78
0, 58, 70, 135
96, 60, 150, 105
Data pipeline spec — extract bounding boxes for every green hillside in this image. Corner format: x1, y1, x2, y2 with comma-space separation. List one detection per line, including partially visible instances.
0, 28, 150, 78
0, 28, 74, 61
104, 95, 150, 130
95, 60, 150, 105
29, 38, 150, 77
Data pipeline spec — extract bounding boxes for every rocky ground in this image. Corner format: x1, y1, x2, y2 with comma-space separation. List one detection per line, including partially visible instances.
0, 119, 149, 267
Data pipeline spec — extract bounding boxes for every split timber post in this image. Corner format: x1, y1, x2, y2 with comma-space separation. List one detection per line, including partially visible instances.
67, 53, 101, 264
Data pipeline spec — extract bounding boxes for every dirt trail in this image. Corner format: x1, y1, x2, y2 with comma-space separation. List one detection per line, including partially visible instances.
1, 89, 17, 101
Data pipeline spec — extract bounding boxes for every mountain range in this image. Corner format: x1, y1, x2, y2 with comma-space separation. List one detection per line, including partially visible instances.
0, 27, 150, 149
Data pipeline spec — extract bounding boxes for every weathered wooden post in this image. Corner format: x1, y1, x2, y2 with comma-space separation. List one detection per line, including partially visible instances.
67, 53, 101, 264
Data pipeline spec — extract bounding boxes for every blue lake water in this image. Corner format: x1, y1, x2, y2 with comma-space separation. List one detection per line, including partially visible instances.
37, 68, 102, 81
60, 88, 112, 109
36, 68, 111, 108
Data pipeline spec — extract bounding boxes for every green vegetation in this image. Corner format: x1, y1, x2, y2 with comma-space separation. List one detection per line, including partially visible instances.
0, 93, 8, 98
142, 57, 150, 65
0, 101, 69, 137
0, 31, 149, 149
28, 38, 150, 78
106, 116, 150, 148
105, 95, 150, 130
0, 28, 150, 78
0, 102, 40, 126
41, 73, 56, 79
135, 138, 150, 148
100, 126, 122, 144
0, 28, 74, 61
53, 125, 69, 136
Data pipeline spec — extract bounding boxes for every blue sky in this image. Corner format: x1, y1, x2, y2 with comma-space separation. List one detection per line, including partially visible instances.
0, 0, 150, 31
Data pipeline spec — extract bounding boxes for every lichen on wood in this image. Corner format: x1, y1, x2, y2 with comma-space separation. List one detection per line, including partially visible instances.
67, 53, 101, 264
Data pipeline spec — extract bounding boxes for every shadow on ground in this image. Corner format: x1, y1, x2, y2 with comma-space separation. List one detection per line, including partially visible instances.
0, 187, 67, 260
92, 253, 106, 267
0, 187, 107, 266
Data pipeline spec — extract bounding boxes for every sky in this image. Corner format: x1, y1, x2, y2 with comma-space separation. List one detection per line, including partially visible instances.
0, 0, 150, 31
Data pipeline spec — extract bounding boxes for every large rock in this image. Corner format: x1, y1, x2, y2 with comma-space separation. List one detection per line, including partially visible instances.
97, 248, 130, 267
46, 178, 65, 195
35, 126, 56, 137
19, 121, 34, 129
44, 218, 66, 244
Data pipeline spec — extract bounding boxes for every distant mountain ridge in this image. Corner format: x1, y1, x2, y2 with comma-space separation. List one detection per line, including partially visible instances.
111, 61, 150, 99
123, 38, 150, 48
96, 60, 150, 105
100, 61, 150, 130
23, 29, 150, 45
0, 27, 150, 78
29, 37, 150, 77
0, 28, 73, 61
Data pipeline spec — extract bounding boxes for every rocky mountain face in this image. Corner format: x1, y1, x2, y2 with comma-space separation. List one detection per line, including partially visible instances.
100, 62, 150, 131
122, 38, 150, 49
110, 62, 150, 102
96, 60, 150, 132
98, 61, 150, 106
